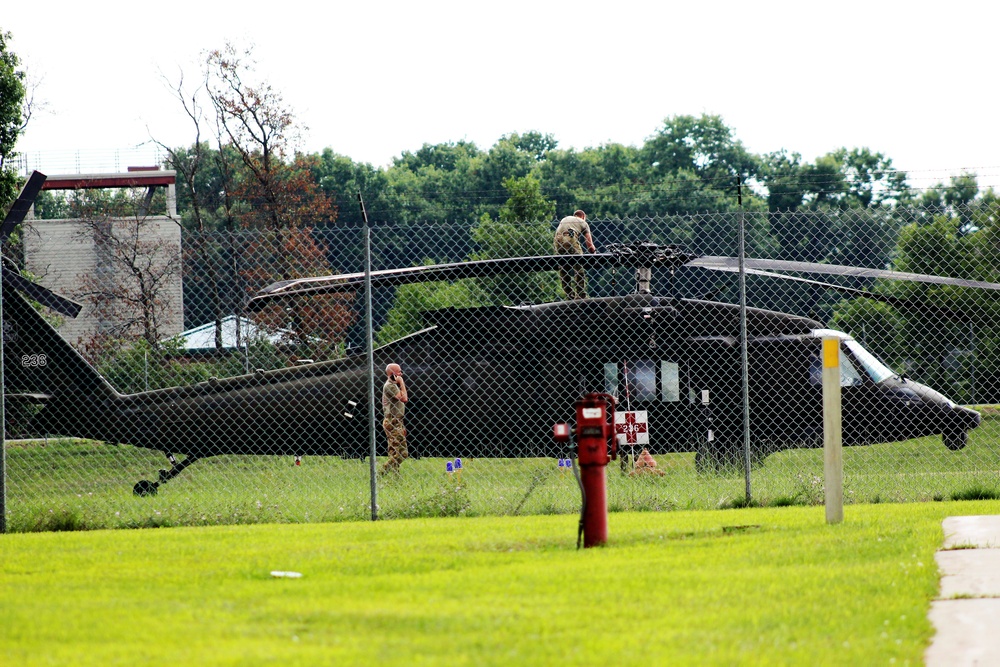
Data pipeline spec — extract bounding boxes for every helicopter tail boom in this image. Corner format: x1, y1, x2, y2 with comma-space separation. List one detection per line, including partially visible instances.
3, 288, 119, 418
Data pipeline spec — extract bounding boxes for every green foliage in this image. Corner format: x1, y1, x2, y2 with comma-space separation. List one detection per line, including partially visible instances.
761, 148, 906, 212
831, 298, 905, 371
376, 276, 479, 344
376, 175, 558, 343
760, 149, 807, 211
641, 113, 760, 185
895, 215, 966, 278
169, 113, 935, 233
831, 147, 909, 209
28, 190, 70, 219
949, 484, 1000, 501
0, 29, 26, 210
469, 175, 559, 305
382, 139, 486, 222
314, 148, 391, 226
166, 142, 244, 231
91, 336, 286, 394
30, 508, 88, 532
493, 173, 556, 225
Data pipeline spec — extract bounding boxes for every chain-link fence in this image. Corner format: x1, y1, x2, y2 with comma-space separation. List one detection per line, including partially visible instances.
4, 203, 1000, 532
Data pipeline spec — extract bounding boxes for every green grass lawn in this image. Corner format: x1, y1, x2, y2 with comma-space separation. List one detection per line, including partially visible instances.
6, 413, 1000, 532
3, 500, 999, 666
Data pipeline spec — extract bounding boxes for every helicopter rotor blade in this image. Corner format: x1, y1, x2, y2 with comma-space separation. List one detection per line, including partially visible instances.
0, 170, 82, 318
2, 265, 83, 318
690, 256, 1000, 292
248, 253, 620, 310
250, 241, 1000, 313
701, 264, 973, 321
249, 242, 698, 310
1, 171, 46, 242
703, 264, 884, 298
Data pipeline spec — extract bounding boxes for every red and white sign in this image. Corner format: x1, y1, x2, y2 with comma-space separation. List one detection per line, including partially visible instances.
614, 410, 649, 445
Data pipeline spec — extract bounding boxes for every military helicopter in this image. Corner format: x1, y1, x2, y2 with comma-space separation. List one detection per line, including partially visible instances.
0, 173, 990, 493
249, 243, 986, 471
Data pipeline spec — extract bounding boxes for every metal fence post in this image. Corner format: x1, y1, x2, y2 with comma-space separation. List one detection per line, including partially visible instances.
359, 194, 378, 521
737, 178, 752, 503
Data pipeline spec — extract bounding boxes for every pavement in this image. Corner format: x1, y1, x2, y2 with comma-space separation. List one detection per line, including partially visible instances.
925, 515, 1000, 666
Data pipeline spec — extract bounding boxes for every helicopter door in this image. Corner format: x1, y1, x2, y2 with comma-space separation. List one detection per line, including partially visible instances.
603, 358, 692, 453
834, 344, 904, 445
747, 338, 829, 449
805, 342, 870, 445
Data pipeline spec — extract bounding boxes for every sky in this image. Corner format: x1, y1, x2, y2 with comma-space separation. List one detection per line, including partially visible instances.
4, 1, 1000, 194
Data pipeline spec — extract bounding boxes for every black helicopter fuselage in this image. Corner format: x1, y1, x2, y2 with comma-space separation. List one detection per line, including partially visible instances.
375, 293, 980, 462
4, 289, 979, 467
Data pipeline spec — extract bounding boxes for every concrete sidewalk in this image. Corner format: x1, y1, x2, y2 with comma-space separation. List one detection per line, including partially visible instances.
925, 516, 1000, 666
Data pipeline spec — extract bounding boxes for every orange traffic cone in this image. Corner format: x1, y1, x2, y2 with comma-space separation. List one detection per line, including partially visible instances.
631, 448, 665, 476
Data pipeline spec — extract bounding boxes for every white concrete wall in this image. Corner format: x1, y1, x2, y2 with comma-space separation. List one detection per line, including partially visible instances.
24, 216, 184, 348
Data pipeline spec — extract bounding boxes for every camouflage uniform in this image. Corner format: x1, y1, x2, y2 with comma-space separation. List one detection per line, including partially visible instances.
381, 378, 408, 474
554, 215, 591, 299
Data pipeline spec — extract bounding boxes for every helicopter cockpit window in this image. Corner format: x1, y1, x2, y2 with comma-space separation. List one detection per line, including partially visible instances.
604, 363, 619, 398
629, 360, 657, 401
603, 360, 680, 402
844, 340, 896, 383
808, 348, 864, 387
661, 361, 680, 402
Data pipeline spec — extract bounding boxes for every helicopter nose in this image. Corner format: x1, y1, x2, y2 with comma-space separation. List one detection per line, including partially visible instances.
953, 405, 982, 430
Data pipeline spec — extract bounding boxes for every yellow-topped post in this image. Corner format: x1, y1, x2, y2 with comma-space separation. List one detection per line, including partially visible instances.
823, 337, 843, 524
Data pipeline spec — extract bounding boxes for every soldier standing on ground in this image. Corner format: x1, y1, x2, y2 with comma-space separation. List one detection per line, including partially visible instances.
553, 209, 596, 299
381, 363, 409, 474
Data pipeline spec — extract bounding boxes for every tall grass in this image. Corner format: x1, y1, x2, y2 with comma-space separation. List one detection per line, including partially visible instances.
5, 413, 1000, 532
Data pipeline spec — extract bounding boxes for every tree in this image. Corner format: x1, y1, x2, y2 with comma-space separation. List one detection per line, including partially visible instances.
204, 42, 335, 230
760, 150, 808, 212
375, 174, 558, 342
761, 147, 906, 212
71, 189, 183, 356
314, 148, 391, 227
154, 68, 232, 348
0, 29, 27, 210
944, 173, 979, 210
470, 133, 552, 216
235, 225, 353, 360
538, 143, 646, 217
469, 174, 558, 305
830, 148, 907, 209
856, 215, 977, 397
376, 278, 478, 345
163, 45, 343, 355
640, 114, 760, 187
914, 173, 980, 233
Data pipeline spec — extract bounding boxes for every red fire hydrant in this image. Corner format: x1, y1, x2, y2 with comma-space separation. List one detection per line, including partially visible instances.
554, 393, 617, 547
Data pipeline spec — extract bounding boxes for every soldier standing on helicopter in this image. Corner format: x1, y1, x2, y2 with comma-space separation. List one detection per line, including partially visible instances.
380, 363, 409, 474
554, 209, 596, 299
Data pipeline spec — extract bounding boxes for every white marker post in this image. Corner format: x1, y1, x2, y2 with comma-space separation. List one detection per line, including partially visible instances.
823, 337, 844, 524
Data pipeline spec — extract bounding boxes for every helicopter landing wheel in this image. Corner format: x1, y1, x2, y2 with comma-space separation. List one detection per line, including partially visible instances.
135, 454, 200, 495
133, 480, 159, 497
943, 429, 968, 451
